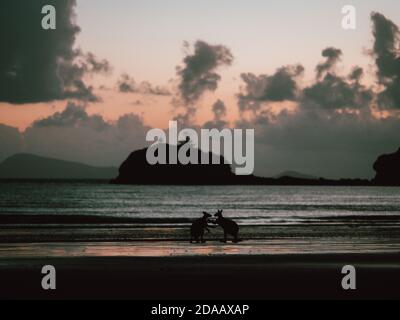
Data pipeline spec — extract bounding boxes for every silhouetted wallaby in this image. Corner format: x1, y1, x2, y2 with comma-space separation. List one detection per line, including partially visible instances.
191, 212, 212, 243
214, 210, 240, 243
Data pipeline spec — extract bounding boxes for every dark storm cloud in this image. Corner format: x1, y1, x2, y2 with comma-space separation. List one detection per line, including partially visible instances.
371, 12, 400, 109
117, 74, 171, 96
176, 41, 233, 105
316, 47, 342, 79
0, 0, 109, 104
238, 65, 304, 113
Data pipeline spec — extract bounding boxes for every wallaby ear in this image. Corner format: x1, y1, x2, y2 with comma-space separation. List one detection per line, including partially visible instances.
215, 210, 223, 216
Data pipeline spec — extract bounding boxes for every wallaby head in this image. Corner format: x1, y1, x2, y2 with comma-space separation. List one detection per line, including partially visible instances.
202, 212, 212, 219
214, 210, 224, 218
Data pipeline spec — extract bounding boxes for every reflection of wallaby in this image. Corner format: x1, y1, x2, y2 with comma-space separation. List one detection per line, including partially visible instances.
191, 212, 212, 243
214, 210, 240, 243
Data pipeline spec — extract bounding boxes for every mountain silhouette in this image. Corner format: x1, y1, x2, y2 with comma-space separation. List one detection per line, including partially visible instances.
274, 171, 318, 180
373, 148, 400, 186
0, 154, 118, 180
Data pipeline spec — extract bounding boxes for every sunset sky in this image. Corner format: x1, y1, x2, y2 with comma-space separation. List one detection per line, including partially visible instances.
1, 0, 400, 179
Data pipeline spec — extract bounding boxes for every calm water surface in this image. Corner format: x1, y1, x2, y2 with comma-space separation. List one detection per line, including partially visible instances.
0, 182, 399, 226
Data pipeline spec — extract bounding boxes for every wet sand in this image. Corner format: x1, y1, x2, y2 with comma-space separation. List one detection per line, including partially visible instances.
1, 239, 400, 257
0, 241, 399, 300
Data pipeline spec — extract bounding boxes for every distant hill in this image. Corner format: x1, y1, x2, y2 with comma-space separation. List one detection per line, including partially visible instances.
274, 171, 318, 180
0, 154, 118, 180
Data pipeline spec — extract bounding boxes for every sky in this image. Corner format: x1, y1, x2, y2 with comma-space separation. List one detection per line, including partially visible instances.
1, 0, 400, 179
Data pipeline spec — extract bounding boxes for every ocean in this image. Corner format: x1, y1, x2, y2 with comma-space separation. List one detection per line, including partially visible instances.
1, 182, 400, 226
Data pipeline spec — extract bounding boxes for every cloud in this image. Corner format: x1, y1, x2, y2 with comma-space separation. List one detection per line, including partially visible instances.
232, 14, 399, 179
0, 0, 110, 104
117, 74, 171, 96
349, 66, 364, 82
371, 12, 400, 109
84, 52, 111, 74
316, 47, 342, 79
301, 48, 374, 111
203, 99, 228, 129
237, 47, 373, 116
118, 74, 136, 93
174, 41, 233, 124
176, 41, 234, 105
238, 65, 304, 114
21, 103, 150, 166
33, 102, 110, 131
0, 124, 23, 162
302, 70, 373, 111
212, 99, 227, 121
237, 106, 400, 179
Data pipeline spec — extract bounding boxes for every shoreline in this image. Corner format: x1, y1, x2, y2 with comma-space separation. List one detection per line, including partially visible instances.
1, 240, 400, 257
1, 224, 399, 244
3, 178, 400, 187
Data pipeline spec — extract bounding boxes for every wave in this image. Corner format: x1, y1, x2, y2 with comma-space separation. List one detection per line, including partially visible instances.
1, 213, 400, 227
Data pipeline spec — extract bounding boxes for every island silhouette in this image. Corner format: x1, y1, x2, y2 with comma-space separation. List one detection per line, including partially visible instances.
111, 143, 400, 186
1, 146, 399, 186
373, 148, 400, 186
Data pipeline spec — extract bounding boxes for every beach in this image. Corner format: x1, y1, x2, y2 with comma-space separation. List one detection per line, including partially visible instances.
1, 228, 400, 300
1, 183, 399, 299
1, 248, 399, 300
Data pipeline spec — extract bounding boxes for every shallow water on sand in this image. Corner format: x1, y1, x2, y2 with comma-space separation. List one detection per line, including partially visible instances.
0, 182, 399, 256
1, 238, 400, 259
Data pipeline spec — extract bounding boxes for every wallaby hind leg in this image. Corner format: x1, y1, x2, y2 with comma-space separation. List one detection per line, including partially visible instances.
233, 232, 240, 243
221, 232, 227, 243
